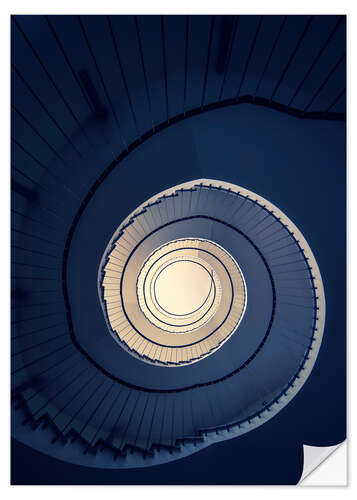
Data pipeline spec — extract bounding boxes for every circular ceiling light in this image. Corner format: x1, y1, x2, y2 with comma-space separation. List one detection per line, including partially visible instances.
137, 239, 225, 333
151, 257, 216, 317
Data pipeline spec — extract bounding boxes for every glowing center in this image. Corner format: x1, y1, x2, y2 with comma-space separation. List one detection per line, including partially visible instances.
154, 260, 213, 316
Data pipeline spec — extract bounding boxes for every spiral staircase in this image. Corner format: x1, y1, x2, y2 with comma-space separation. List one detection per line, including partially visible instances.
11, 14, 345, 473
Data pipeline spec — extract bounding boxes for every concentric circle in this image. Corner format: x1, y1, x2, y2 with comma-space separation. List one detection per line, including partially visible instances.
102, 237, 247, 366
153, 259, 215, 316
137, 239, 228, 333
139, 252, 220, 331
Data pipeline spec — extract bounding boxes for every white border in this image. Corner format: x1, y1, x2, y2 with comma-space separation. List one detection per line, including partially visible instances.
2, 1, 353, 495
